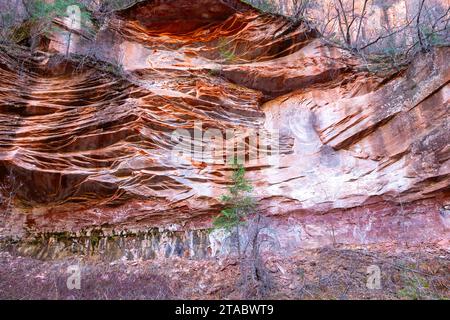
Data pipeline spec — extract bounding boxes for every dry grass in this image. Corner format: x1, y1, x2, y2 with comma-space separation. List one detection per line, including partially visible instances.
0, 244, 448, 300
288, 246, 450, 300
0, 252, 176, 300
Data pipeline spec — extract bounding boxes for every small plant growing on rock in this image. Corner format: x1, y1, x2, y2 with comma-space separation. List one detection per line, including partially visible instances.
218, 38, 237, 63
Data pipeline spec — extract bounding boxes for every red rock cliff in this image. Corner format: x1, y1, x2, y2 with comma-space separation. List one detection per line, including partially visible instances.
0, 0, 448, 253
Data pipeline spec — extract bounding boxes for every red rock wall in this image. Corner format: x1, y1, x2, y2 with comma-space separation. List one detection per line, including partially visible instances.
0, 0, 448, 252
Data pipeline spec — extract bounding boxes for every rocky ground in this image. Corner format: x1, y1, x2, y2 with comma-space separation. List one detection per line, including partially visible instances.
1, 244, 448, 300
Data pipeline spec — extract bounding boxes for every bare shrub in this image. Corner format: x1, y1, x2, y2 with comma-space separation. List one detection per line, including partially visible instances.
0, 0, 29, 42
0, 172, 21, 218
246, 0, 450, 74
0, 252, 175, 300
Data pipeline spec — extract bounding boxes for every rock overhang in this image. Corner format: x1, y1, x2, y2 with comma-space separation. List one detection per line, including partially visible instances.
116, 0, 257, 33
0, 0, 448, 251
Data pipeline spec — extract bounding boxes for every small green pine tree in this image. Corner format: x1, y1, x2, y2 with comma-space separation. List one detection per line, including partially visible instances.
213, 162, 255, 232
212, 161, 271, 297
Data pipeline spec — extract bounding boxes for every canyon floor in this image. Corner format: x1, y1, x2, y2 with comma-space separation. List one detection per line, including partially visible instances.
1, 244, 448, 300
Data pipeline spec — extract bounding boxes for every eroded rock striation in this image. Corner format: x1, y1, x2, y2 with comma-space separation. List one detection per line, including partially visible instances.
0, 0, 448, 258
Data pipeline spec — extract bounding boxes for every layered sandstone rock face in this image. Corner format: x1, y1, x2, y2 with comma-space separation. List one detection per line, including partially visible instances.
0, 0, 448, 257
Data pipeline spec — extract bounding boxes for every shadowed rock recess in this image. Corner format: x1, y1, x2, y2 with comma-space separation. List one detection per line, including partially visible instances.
0, 0, 448, 260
